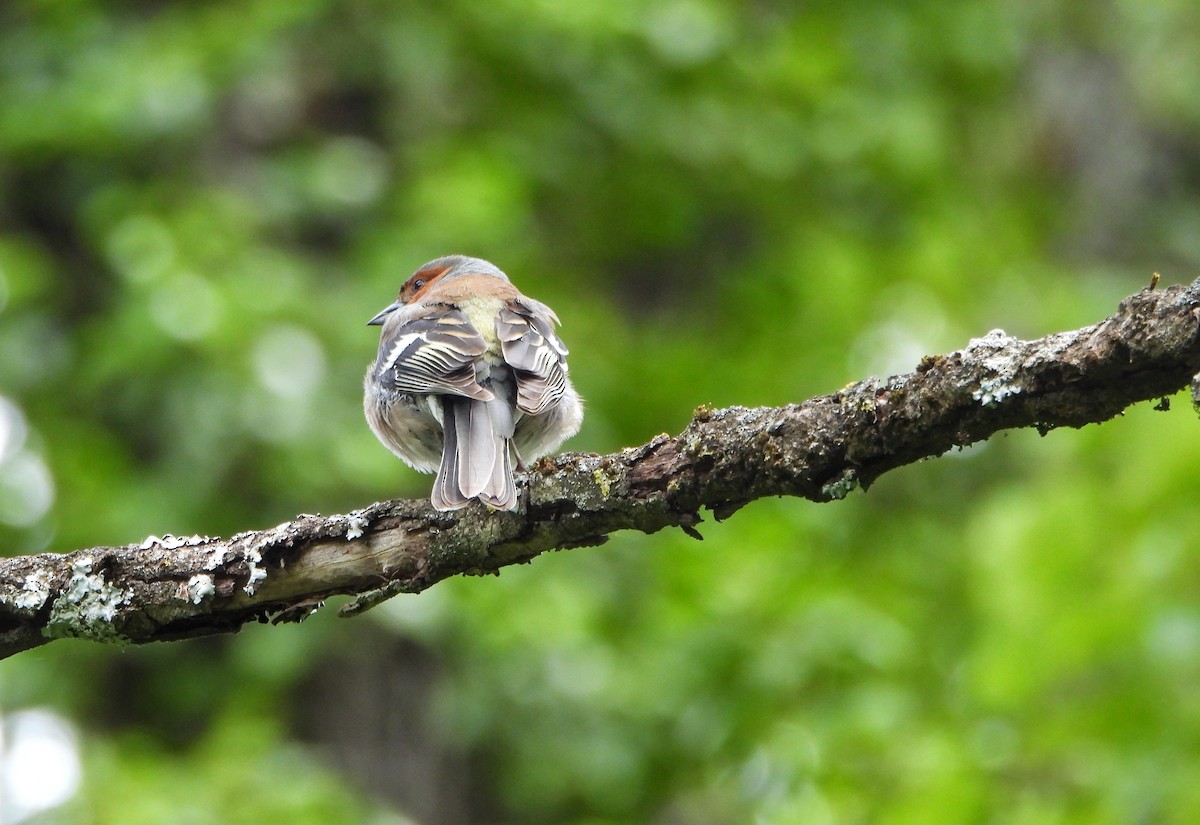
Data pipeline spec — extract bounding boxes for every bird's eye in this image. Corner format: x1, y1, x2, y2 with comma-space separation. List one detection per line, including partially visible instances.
413, 278, 427, 290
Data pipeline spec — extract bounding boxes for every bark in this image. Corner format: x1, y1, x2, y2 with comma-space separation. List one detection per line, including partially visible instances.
2, 279, 1198, 660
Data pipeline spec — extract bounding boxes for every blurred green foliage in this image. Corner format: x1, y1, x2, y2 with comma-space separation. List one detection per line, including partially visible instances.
4, 0, 1200, 823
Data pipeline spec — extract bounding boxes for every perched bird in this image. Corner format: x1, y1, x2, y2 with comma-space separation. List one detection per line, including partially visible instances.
364, 255, 583, 511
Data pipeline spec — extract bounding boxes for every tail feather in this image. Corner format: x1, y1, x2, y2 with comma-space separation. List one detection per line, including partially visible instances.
461, 397, 497, 499
432, 398, 469, 510
477, 397, 516, 509
431, 395, 517, 511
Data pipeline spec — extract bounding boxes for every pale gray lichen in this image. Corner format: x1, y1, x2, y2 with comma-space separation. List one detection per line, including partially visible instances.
967, 329, 1015, 347
821, 469, 859, 500
967, 329, 1025, 406
186, 574, 216, 604
243, 548, 267, 595
44, 556, 132, 643
15, 570, 51, 610
140, 533, 213, 550
974, 375, 1024, 406
203, 546, 230, 570
345, 513, 368, 540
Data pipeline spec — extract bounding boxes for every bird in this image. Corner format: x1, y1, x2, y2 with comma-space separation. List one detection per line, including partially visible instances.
364, 255, 583, 511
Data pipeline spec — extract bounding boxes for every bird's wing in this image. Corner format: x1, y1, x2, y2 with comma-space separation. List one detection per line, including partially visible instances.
375, 305, 494, 401
497, 297, 570, 416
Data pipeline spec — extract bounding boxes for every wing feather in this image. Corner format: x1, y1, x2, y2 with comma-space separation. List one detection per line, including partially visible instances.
375, 306, 493, 401
498, 299, 570, 416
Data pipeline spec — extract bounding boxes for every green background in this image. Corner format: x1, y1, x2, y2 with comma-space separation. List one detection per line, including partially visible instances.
4, 1, 1200, 823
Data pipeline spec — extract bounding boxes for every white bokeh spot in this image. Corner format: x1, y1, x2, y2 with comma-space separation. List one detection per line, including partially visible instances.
1, 709, 82, 822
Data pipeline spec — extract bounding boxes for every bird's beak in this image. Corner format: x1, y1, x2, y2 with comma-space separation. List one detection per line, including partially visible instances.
367, 301, 401, 326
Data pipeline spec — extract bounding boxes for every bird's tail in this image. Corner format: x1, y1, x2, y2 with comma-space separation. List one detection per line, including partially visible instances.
432, 395, 517, 511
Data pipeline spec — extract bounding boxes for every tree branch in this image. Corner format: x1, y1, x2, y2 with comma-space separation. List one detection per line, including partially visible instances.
2, 279, 1199, 660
